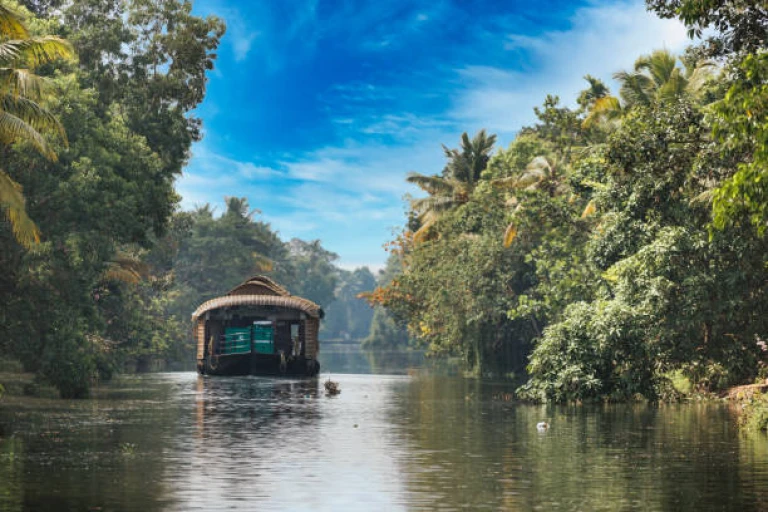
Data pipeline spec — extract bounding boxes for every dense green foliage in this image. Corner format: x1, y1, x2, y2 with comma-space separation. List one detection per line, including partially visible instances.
363, 254, 412, 350
740, 391, 768, 432
0, 2, 377, 397
372, 4, 768, 399
0, 0, 224, 397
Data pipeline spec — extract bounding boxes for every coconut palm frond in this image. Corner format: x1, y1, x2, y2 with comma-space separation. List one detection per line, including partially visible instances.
406, 172, 455, 195
657, 69, 687, 102
0, 37, 74, 68
615, 70, 654, 107
0, 110, 55, 159
514, 172, 546, 189
554, 182, 571, 197
526, 155, 553, 172
0, 6, 29, 40
1, 95, 66, 142
0, 169, 39, 247
583, 95, 622, 128
491, 176, 521, 190
686, 63, 715, 97
0, 68, 48, 99
411, 195, 456, 216
103, 266, 142, 284
580, 179, 609, 191
637, 50, 677, 88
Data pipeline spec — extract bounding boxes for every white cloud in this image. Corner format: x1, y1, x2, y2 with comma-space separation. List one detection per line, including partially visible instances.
192, 145, 279, 179
450, 1, 689, 141
181, 0, 690, 269
232, 30, 258, 61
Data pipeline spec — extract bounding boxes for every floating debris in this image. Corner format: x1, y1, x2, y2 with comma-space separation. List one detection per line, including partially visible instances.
536, 422, 549, 432
325, 379, 341, 396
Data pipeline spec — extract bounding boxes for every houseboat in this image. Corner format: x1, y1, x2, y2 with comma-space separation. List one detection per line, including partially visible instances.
192, 276, 323, 376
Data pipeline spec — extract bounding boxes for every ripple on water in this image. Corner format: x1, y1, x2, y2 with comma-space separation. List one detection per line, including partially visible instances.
1, 372, 768, 511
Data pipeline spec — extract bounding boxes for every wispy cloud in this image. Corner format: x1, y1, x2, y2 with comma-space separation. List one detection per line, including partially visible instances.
184, 0, 690, 269
232, 30, 258, 62
450, 1, 688, 140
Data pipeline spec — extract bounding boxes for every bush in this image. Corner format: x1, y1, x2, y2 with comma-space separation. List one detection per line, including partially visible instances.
519, 300, 661, 402
740, 392, 768, 432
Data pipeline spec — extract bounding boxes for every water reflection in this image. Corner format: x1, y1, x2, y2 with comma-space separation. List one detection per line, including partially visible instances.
391, 376, 768, 511
318, 345, 425, 375
0, 367, 767, 511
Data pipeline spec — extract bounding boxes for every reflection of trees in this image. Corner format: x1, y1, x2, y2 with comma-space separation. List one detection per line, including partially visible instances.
318, 345, 425, 375
0, 436, 23, 512
364, 350, 425, 375
390, 377, 768, 510
739, 427, 768, 512
0, 377, 178, 511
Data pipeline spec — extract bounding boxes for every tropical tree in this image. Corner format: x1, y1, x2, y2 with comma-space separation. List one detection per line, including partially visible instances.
492, 155, 572, 247
0, 3, 73, 247
647, 0, 768, 56
407, 130, 496, 241
583, 49, 713, 130
617, 49, 713, 107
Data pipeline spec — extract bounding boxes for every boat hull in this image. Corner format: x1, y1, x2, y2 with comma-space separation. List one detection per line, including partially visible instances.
197, 353, 320, 377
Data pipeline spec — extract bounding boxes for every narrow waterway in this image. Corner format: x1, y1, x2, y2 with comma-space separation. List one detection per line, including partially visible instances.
0, 348, 766, 511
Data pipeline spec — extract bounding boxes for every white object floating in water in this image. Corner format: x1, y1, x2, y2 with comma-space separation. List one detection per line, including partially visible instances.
536, 422, 549, 432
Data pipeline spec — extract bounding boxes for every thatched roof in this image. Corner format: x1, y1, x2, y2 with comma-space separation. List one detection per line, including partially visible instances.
191, 276, 324, 320
228, 275, 291, 297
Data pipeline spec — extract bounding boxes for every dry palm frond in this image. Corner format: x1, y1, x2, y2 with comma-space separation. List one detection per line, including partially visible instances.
0, 168, 39, 247
0, 68, 48, 99
503, 223, 518, 247
413, 213, 439, 244
102, 250, 149, 285
581, 200, 597, 218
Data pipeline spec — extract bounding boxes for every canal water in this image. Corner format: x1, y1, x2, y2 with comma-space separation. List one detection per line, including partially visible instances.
0, 348, 767, 511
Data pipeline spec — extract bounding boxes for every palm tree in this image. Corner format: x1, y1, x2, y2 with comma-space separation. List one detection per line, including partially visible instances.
493, 155, 573, 246
0, 4, 74, 248
583, 49, 713, 129
407, 130, 496, 242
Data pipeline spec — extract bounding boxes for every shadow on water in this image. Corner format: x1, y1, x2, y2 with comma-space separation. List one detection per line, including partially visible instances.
0, 351, 767, 511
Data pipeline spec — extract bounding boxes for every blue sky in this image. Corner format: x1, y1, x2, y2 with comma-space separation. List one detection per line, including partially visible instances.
179, 0, 688, 271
